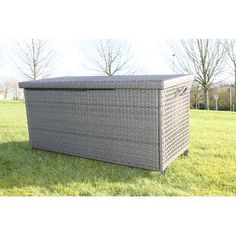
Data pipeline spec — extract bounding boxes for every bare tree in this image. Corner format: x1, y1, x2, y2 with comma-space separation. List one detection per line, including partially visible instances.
170, 39, 227, 110
0, 79, 23, 100
0, 80, 11, 99
225, 40, 236, 108
14, 39, 57, 80
10, 79, 21, 100
190, 83, 203, 109
83, 39, 136, 76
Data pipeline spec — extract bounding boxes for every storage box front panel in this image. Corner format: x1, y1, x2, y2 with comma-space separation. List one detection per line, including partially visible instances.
159, 82, 191, 169
24, 89, 159, 170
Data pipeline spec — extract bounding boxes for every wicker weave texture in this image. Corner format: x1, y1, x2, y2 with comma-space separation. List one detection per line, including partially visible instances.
159, 82, 191, 170
24, 89, 160, 170
19, 74, 193, 90
23, 76, 192, 171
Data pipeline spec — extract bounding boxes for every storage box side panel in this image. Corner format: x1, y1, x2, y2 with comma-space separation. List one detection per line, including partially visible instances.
158, 89, 164, 172
160, 82, 192, 170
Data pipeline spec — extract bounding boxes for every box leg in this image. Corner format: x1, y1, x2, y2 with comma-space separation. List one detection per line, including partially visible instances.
183, 149, 189, 157
161, 168, 167, 176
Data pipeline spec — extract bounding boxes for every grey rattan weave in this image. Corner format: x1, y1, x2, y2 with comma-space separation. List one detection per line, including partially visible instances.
19, 74, 193, 172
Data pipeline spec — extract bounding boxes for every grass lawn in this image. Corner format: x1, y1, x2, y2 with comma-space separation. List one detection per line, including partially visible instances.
0, 101, 236, 196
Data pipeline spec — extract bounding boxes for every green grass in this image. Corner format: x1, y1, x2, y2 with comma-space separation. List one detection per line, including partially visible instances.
0, 101, 236, 196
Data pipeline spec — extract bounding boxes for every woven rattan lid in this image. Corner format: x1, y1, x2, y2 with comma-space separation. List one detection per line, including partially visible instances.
19, 74, 193, 90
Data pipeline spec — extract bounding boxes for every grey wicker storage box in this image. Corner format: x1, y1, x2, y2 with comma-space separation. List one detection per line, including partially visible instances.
19, 74, 193, 172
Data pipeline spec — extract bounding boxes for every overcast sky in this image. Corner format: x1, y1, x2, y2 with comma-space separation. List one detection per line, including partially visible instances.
0, 39, 234, 85
0, 39, 174, 82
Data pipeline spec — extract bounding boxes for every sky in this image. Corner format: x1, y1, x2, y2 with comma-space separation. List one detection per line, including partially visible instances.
0, 39, 173, 82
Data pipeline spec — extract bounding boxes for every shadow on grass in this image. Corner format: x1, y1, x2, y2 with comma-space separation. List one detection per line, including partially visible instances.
0, 141, 159, 190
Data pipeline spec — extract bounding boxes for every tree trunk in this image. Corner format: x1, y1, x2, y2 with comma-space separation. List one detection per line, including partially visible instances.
195, 94, 197, 109
235, 71, 236, 111
204, 87, 209, 110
